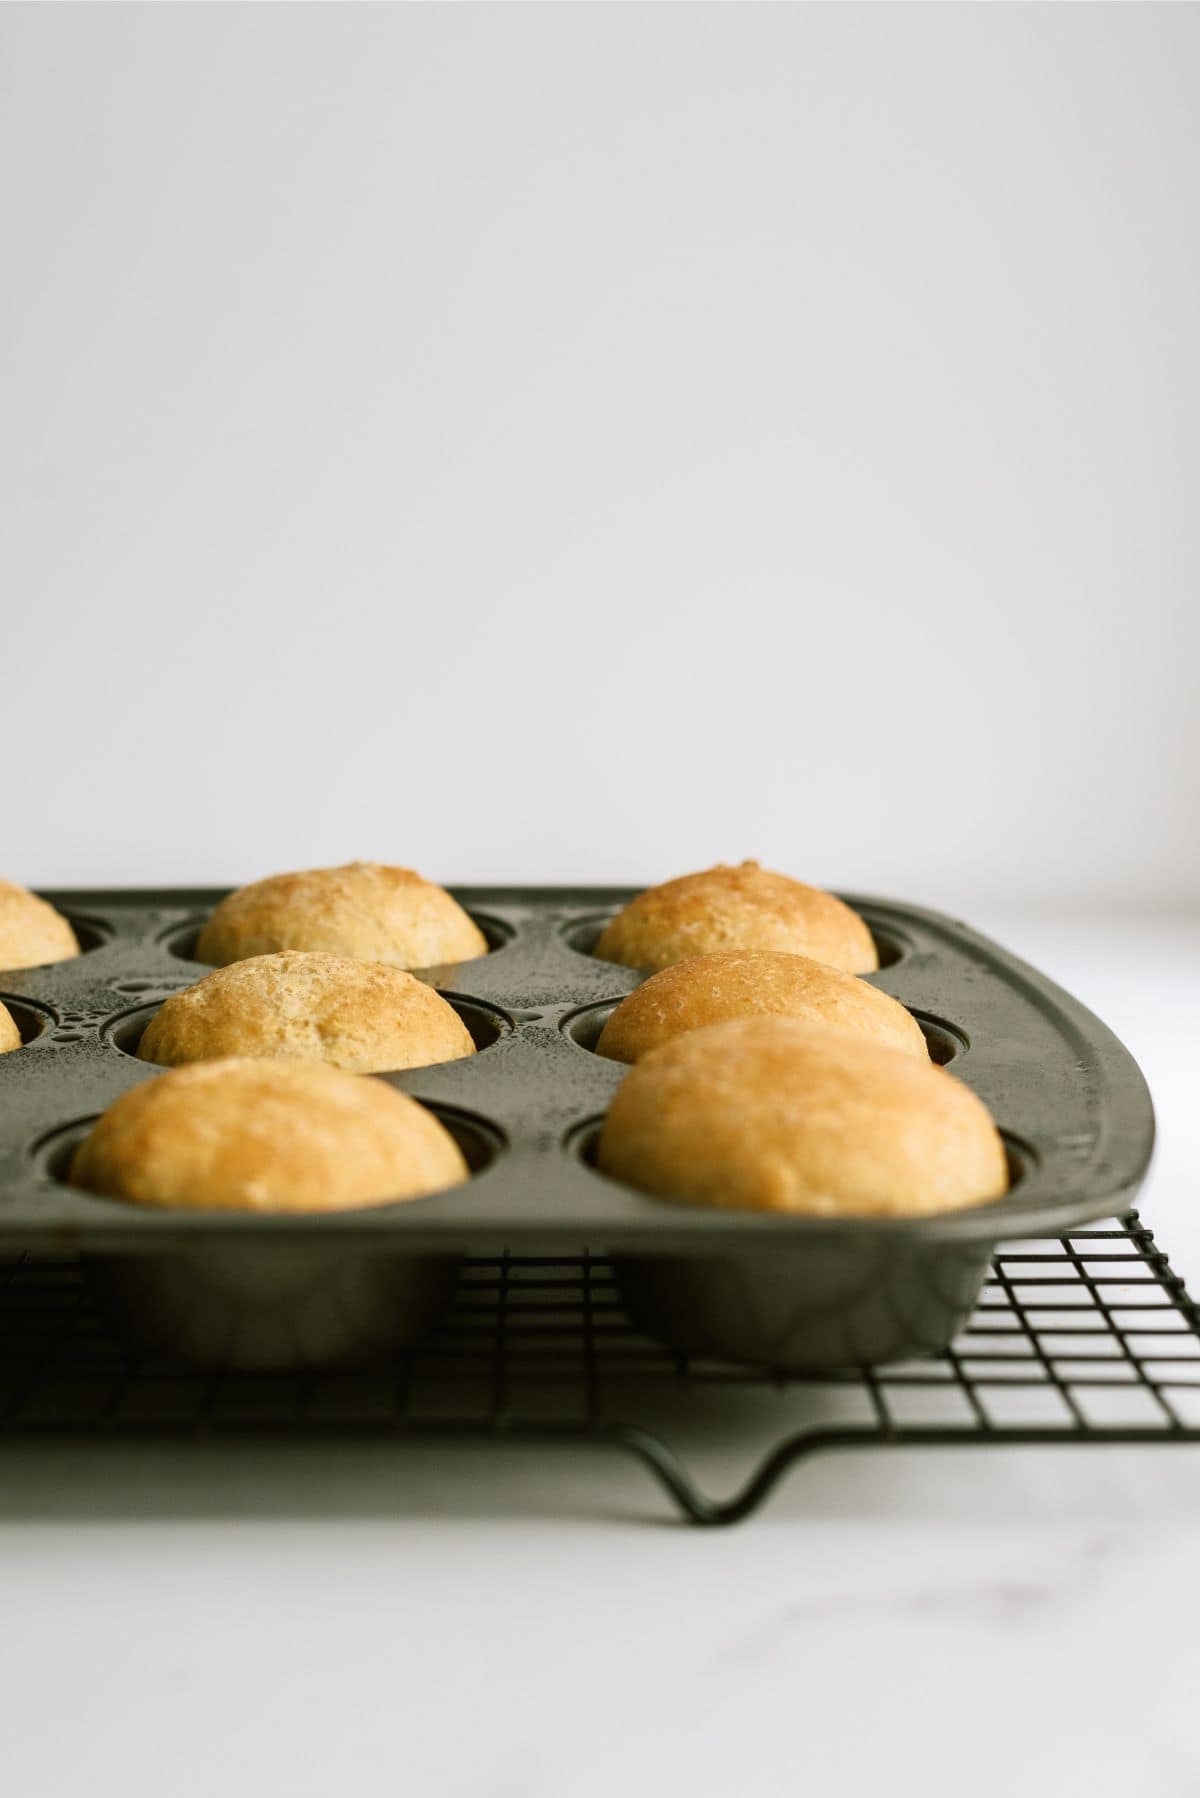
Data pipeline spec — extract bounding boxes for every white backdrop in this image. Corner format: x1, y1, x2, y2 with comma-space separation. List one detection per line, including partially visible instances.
2, 5, 1196, 908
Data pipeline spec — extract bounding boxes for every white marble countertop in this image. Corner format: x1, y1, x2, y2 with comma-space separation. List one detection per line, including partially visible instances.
2, 912, 1199, 1798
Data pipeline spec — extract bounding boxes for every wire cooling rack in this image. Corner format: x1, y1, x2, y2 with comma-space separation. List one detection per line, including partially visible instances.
2, 1212, 1199, 1524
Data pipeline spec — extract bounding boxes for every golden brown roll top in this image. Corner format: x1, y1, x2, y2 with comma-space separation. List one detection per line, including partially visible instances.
593, 861, 877, 975
195, 862, 487, 970
595, 950, 925, 1063
139, 951, 475, 1073
70, 1057, 469, 1215
596, 1017, 1007, 1219
0, 879, 80, 972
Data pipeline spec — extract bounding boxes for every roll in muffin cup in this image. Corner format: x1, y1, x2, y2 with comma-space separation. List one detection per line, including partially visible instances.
1, 885, 1155, 1376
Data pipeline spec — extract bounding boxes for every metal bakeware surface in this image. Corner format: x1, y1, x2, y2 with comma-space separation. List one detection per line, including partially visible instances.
0, 886, 1157, 1371
0, 886, 1155, 1252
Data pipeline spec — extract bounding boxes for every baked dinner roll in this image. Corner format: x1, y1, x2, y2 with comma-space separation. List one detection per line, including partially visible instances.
195, 862, 487, 970
597, 1017, 1007, 1218
70, 1057, 468, 1214
0, 879, 80, 971
592, 862, 877, 975
0, 1001, 21, 1054
595, 951, 926, 1064
138, 951, 475, 1073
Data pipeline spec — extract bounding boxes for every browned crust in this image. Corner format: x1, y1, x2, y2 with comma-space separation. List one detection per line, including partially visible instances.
139, 951, 475, 1073
0, 879, 80, 972
195, 862, 487, 970
70, 1057, 469, 1214
593, 862, 877, 975
596, 950, 926, 1064
597, 1017, 1007, 1218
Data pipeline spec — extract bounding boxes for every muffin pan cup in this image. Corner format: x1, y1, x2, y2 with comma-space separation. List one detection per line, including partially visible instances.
611, 1238, 995, 1370
85, 1245, 461, 1372
0, 887, 1155, 1372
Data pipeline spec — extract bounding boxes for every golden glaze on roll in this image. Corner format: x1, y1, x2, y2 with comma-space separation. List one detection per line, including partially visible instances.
593, 862, 876, 975
595, 951, 925, 1063
196, 862, 486, 970
597, 1017, 1007, 1218
70, 1057, 468, 1215
0, 879, 80, 971
139, 951, 474, 1073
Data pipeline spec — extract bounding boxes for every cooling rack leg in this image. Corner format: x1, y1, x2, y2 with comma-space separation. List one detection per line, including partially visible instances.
598, 1424, 730, 1525
599, 1423, 837, 1526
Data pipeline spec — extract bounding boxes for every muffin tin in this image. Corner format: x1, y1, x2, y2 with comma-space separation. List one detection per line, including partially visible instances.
0, 886, 1155, 1370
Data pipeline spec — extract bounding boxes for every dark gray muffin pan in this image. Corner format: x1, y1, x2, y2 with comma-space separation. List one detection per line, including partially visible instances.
0, 887, 1155, 1371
